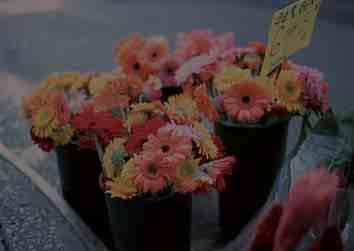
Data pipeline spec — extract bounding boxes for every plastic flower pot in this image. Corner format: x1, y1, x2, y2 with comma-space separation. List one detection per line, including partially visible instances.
160, 86, 183, 102
215, 118, 290, 241
55, 144, 113, 248
104, 191, 192, 251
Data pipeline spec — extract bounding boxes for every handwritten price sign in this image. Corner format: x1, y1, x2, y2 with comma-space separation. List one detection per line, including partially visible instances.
261, 0, 321, 76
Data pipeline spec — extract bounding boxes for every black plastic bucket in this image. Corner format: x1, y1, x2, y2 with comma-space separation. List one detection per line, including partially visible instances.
105, 192, 192, 251
55, 144, 113, 248
160, 86, 183, 102
215, 119, 289, 241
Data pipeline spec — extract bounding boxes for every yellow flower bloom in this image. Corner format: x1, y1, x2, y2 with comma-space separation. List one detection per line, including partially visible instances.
214, 66, 251, 92
276, 70, 304, 112
103, 138, 127, 179
130, 101, 162, 113
71, 72, 92, 90
31, 107, 59, 138
88, 72, 119, 96
192, 122, 218, 160
165, 94, 200, 124
125, 112, 148, 131
106, 177, 137, 200
51, 125, 75, 146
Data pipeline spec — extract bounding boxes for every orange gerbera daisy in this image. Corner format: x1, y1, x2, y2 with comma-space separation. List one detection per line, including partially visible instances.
120, 52, 152, 80
143, 125, 192, 167
114, 33, 145, 65
223, 80, 272, 123
140, 36, 169, 72
133, 152, 169, 193
193, 84, 219, 122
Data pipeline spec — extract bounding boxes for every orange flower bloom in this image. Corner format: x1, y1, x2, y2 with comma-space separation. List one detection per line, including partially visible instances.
223, 80, 271, 123
114, 33, 145, 65
193, 84, 219, 122
247, 41, 267, 55
120, 52, 152, 79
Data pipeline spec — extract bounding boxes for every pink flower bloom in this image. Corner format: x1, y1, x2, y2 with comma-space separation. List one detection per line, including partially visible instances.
210, 32, 236, 57
274, 168, 339, 251
143, 126, 193, 168
293, 64, 329, 113
140, 36, 169, 72
133, 152, 168, 193
175, 29, 215, 60
250, 203, 284, 251
200, 156, 236, 191
175, 54, 215, 84
158, 56, 181, 87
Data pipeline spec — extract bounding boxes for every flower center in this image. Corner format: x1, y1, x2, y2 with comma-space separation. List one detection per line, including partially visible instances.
241, 95, 251, 104
166, 68, 174, 74
151, 52, 158, 58
161, 144, 170, 153
133, 63, 141, 71
286, 82, 294, 94
147, 164, 158, 175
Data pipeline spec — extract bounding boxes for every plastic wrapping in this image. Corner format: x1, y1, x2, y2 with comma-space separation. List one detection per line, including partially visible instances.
224, 110, 354, 251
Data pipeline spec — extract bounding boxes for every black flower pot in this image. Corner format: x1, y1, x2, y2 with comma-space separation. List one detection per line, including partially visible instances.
55, 144, 113, 248
105, 192, 192, 251
160, 86, 183, 102
215, 119, 290, 241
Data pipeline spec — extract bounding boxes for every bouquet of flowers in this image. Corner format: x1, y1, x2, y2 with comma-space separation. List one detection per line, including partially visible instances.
21, 71, 162, 152
99, 97, 236, 199
175, 31, 329, 125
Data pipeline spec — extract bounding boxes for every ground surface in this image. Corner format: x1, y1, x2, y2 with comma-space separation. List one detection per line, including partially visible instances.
0, 0, 353, 250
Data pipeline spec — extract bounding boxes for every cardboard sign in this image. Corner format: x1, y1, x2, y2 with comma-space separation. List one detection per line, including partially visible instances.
261, 0, 321, 76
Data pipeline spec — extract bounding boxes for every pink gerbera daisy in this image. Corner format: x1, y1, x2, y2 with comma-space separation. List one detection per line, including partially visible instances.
158, 56, 181, 87
133, 152, 168, 193
143, 125, 193, 168
223, 80, 272, 123
140, 36, 169, 72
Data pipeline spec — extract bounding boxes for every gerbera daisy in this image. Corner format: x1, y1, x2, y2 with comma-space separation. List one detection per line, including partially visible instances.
193, 84, 219, 122
30, 130, 54, 152
140, 36, 169, 72
31, 107, 59, 138
103, 138, 127, 179
158, 56, 181, 87
106, 177, 137, 200
114, 33, 145, 65
51, 125, 75, 146
164, 94, 201, 124
88, 72, 119, 96
275, 70, 304, 112
214, 65, 251, 92
133, 152, 169, 193
120, 52, 152, 80
175, 30, 215, 60
125, 112, 148, 131
143, 125, 192, 167
192, 122, 218, 160
175, 159, 200, 193
200, 156, 236, 191
50, 93, 71, 125
223, 80, 272, 123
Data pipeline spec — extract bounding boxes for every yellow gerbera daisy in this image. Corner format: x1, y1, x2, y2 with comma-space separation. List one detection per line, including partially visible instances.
192, 122, 218, 160
70, 72, 92, 90
51, 125, 75, 146
88, 72, 119, 96
125, 112, 148, 131
276, 70, 304, 112
103, 138, 127, 179
31, 107, 59, 138
130, 101, 162, 113
165, 94, 200, 124
214, 66, 251, 92
106, 177, 137, 199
